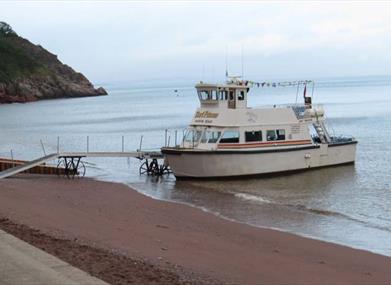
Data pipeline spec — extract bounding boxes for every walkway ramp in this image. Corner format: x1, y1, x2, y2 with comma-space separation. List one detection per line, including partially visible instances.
58, 151, 164, 159
0, 154, 58, 179
0, 151, 164, 179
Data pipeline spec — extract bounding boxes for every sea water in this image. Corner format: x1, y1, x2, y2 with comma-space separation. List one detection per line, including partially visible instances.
1, 75, 391, 256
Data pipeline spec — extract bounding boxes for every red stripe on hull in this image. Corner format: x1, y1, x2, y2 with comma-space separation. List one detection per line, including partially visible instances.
217, 140, 312, 149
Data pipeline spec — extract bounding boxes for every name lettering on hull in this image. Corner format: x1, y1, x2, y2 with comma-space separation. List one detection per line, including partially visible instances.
195, 111, 219, 119
195, 119, 214, 124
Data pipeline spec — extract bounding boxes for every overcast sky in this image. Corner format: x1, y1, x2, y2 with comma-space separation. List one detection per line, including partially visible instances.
1, 1, 391, 85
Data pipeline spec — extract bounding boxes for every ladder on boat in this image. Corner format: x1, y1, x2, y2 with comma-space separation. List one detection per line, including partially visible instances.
313, 122, 331, 143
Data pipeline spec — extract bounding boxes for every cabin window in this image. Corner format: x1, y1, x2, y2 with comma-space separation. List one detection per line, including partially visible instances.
266, 130, 276, 141
219, 131, 240, 143
208, 131, 222, 143
198, 90, 209, 101
194, 130, 202, 142
198, 90, 219, 101
201, 130, 222, 143
245, 131, 262, 142
201, 131, 207, 143
266, 129, 286, 141
219, 90, 228, 100
211, 90, 218, 100
184, 129, 202, 144
238, 91, 245, 101
276, 129, 286, 140
184, 130, 192, 143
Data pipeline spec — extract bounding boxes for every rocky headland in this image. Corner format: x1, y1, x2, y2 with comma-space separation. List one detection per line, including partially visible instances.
0, 22, 107, 104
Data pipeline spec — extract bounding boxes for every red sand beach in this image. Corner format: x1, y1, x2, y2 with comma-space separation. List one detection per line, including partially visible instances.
0, 175, 391, 284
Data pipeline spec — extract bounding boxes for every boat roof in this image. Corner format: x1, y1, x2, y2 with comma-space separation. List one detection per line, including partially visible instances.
195, 81, 249, 90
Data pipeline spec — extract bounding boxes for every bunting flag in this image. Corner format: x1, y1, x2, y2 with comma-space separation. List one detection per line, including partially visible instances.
245, 79, 313, 88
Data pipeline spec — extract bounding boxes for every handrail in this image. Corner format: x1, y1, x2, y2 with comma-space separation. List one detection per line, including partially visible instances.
0, 150, 165, 179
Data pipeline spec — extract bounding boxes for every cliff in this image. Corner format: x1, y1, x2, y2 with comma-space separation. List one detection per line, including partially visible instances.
0, 22, 107, 104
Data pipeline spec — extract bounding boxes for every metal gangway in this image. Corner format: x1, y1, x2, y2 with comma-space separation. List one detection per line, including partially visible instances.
0, 150, 167, 179
0, 130, 186, 179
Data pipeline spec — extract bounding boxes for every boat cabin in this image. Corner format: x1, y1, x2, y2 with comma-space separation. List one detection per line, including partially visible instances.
180, 80, 310, 150
195, 81, 249, 109
177, 79, 334, 151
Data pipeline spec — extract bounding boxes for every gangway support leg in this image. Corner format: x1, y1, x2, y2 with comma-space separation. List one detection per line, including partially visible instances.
57, 156, 86, 179
139, 158, 171, 176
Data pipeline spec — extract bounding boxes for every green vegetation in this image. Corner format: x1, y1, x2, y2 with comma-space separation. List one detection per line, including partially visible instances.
0, 22, 106, 102
0, 32, 47, 83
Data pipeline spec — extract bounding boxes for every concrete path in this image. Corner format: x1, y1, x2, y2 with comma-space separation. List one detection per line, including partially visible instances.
0, 229, 108, 285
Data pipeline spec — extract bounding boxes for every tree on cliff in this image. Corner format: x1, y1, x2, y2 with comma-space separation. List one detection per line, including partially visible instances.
0, 22, 16, 35
0, 22, 107, 104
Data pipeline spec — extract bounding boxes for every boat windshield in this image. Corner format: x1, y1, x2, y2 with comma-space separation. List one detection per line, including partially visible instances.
201, 130, 222, 143
198, 89, 218, 101
184, 129, 202, 144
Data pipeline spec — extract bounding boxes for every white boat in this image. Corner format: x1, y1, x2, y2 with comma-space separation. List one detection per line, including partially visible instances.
161, 78, 357, 179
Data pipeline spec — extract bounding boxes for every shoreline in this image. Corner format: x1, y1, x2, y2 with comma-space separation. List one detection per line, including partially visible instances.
124, 178, 390, 260
1, 175, 391, 284
125, 179, 387, 259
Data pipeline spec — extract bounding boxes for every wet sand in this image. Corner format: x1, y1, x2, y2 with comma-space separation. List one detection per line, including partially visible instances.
0, 175, 391, 284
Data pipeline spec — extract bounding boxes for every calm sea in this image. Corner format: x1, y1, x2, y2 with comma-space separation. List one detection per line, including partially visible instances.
1, 75, 391, 256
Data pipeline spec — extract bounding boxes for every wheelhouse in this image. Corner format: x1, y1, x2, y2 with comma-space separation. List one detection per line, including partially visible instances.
196, 82, 249, 109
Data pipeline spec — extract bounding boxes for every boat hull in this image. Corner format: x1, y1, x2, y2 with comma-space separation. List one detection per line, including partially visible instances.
162, 142, 357, 179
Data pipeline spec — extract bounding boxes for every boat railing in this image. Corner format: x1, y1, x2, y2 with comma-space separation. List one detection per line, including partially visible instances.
291, 105, 307, 119
252, 104, 323, 120
328, 136, 356, 145
163, 128, 190, 149
254, 103, 322, 109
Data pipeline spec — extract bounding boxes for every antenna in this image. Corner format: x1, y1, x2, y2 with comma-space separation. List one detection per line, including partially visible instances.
225, 45, 229, 78
241, 45, 244, 79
